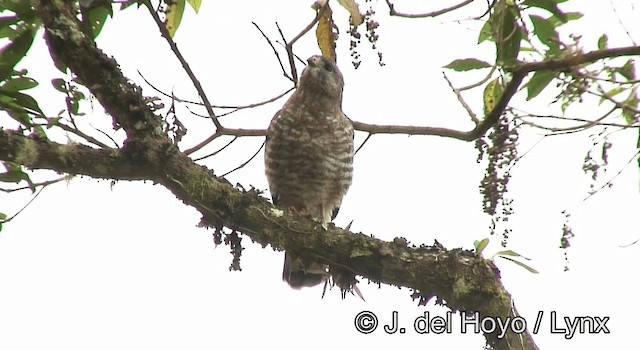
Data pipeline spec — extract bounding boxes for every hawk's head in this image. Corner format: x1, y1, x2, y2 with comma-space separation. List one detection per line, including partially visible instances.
299, 55, 344, 101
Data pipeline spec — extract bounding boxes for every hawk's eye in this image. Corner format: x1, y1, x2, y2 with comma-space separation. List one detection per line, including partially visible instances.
323, 62, 334, 72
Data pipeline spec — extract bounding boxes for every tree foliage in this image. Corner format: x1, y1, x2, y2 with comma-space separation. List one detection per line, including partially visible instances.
1, 1, 639, 349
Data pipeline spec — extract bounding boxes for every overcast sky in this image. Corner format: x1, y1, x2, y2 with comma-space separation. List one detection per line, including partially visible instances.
1, 1, 639, 349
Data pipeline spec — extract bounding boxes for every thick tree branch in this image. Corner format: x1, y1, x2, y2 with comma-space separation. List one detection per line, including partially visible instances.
35, 1, 163, 142
0, 127, 536, 350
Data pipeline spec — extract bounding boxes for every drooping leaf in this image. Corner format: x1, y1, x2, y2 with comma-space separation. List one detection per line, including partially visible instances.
166, 0, 186, 37
524, 70, 555, 100
444, 58, 492, 71
0, 27, 35, 80
498, 256, 539, 273
494, 2, 521, 65
337, 0, 363, 26
316, 2, 337, 62
483, 78, 504, 116
0, 88, 44, 116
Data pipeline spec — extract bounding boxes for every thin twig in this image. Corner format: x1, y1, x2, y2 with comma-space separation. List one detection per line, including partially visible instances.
0, 176, 69, 193
4, 186, 46, 222
193, 136, 238, 162
442, 72, 479, 124
354, 133, 372, 155
385, 0, 474, 18
217, 88, 294, 118
142, 0, 222, 130
43, 119, 113, 149
281, 3, 329, 83
583, 149, 640, 202
457, 65, 497, 91
221, 141, 266, 177
184, 128, 267, 155
252, 21, 292, 81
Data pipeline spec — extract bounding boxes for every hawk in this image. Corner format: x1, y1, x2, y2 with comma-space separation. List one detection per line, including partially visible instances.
264, 55, 354, 289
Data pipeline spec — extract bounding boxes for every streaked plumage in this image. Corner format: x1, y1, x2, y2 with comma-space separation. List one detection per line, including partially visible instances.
264, 55, 354, 289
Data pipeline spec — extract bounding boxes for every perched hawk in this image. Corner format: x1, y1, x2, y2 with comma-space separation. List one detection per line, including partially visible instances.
264, 55, 354, 289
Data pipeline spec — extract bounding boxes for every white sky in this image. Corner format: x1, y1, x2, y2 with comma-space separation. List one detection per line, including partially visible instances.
1, 1, 639, 349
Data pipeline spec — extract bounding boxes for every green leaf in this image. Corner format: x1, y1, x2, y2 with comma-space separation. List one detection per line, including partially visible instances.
1, 76, 38, 91
622, 87, 639, 124
0, 0, 36, 20
524, 70, 555, 100
88, 5, 112, 39
52, 78, 67, 92
0, 163, 35, 193
529, 15, 558, 48
483, 78, 504, 116
444, 58, 492, 71
187, 0, 202, 13
0, 88, 44, 117
0, 16, 20, 39
494, 3, 521, 65
599, 86, 624, 105
0, 27, 35, 80
474, 238, 490, 255
478, 20, 493, 44
498, 256, 539, 273
0, 213, 7, 221
494, 249, 531, 259
617, 59, 636, 80
166, 0, 186, 37
597, 34, 608, 50
524, 0, 567, 23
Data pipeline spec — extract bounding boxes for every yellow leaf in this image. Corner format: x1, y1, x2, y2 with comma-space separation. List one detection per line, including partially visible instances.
316, 2, 337, 61
337, 0, 363, 26
483, 78, 503, 116
166, 0, 186, 38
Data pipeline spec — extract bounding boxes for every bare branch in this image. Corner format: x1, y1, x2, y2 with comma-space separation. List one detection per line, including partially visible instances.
442, 71, 479, 124
508, 46, 640, 74
583, 149, 640, 201
193, 136, 238, 162
252, 21, 292, 81
281, 2, 329, 83
0, 175, 70, 193
385, 0, 474, 18
184, 128, 266, 156
218, 88, 293, 118
221, 141, 265, 177
141, 0, 222, 130
354, 133, 372, 155
44, 119, 114, 149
